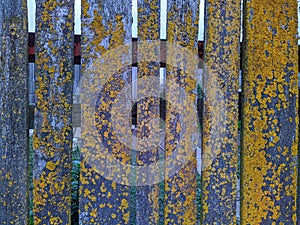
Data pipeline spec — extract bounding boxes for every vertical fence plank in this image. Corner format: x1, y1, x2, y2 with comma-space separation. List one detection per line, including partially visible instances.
79, 0, 132, 223
0, 0, 29, 224
201, 0, 241, 224
136, 0, 161, 224
241, 0, 298, 224
33, 1, 74, 224
164, 1, 199, 224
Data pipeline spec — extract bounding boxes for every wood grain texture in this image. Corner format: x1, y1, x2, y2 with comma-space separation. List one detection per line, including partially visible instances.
241, 0, 298, 224
33, 0, 74, 224
136, 0, 161, 224
0, 0, 29, 224
79, 0, 132, 224
201, 0, 241, 223
164, 1, 199, 224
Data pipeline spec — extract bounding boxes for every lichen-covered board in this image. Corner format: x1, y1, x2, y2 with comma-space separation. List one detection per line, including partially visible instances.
0, 0, 29, 224
135, 0, 161, 224
164, 1, 199, 224
79, 0, 132, 224
241, 0, 298, 224
33, 1, 74, 224
201, 0, 241, 223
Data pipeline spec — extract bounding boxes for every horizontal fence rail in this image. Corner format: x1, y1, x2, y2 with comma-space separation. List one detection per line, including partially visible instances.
0, 0, 300, 224
27, 33, 300, 73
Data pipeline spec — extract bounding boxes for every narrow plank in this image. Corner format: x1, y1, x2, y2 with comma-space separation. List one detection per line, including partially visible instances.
0, 0, 29, 224
164, 1, 200, 224
136, 0, 161, 224
201, 0, 241, 223
79, 0, 132, 223
33, 1, 74, 224
241, 0, 298, 224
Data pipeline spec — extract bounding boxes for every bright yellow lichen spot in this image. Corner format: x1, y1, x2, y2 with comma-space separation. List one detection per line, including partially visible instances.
45, 161, 57, 171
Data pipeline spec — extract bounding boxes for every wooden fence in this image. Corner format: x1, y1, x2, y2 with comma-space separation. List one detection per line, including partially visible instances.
0, 0, 299, 224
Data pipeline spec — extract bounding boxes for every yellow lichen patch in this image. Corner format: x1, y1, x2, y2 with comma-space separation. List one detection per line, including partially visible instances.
100, 182, 107, 193
138, 0, 160, 40
46, 161, 57, 171
91, 11, 107, 53
90, 208, 98, 218
81, 0, 89, 17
